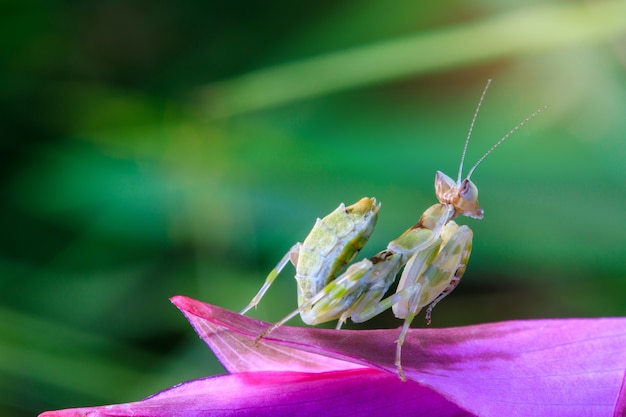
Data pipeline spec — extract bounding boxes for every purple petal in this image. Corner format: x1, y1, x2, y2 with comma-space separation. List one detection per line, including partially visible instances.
615, 370, 626, 417
173, 296, 626, 417
173, 294, 364, 374
39, 369, 471, 417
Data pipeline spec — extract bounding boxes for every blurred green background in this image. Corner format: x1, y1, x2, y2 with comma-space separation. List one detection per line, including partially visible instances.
2, 0, 625, 415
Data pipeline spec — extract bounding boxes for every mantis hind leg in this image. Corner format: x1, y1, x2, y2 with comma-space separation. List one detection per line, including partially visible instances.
256, 259, 374, 341
259, 251, 404, 338
240, 243, 301, 315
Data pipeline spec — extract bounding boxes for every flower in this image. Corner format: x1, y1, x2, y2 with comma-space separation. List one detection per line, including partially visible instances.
40, 295, 626, 417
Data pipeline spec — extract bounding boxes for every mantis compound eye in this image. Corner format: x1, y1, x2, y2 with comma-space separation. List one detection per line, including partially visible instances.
459, 179, 478, 203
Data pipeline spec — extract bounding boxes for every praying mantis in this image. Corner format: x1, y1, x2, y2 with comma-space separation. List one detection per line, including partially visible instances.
241, 80, 546, 380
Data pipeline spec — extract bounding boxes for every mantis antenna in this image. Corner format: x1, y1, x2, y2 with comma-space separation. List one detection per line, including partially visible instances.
457, 79, 492, 184
466, 104, 548, 179
456, 79, 548, 182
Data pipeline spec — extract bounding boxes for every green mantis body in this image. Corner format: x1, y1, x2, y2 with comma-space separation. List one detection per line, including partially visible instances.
241, 80, 546, 380
241, 197, 381, 323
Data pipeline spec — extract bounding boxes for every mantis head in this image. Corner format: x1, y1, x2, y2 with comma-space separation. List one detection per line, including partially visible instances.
434, 79, 546, 220
435, 171, 483, 219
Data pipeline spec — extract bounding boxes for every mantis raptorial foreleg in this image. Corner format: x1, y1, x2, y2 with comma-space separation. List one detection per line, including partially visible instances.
425, 275, 463, 325
393, 222, 473, 379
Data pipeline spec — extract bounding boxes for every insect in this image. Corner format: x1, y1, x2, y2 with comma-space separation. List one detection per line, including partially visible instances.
242, 80, 547, 380
240, 196, 381, 321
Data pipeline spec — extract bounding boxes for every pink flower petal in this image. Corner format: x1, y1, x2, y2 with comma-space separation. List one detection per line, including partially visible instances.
173, 295, 626, 417
39, 369, 471, 417
615, 370, 626, 417
176, 295, 364, 373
